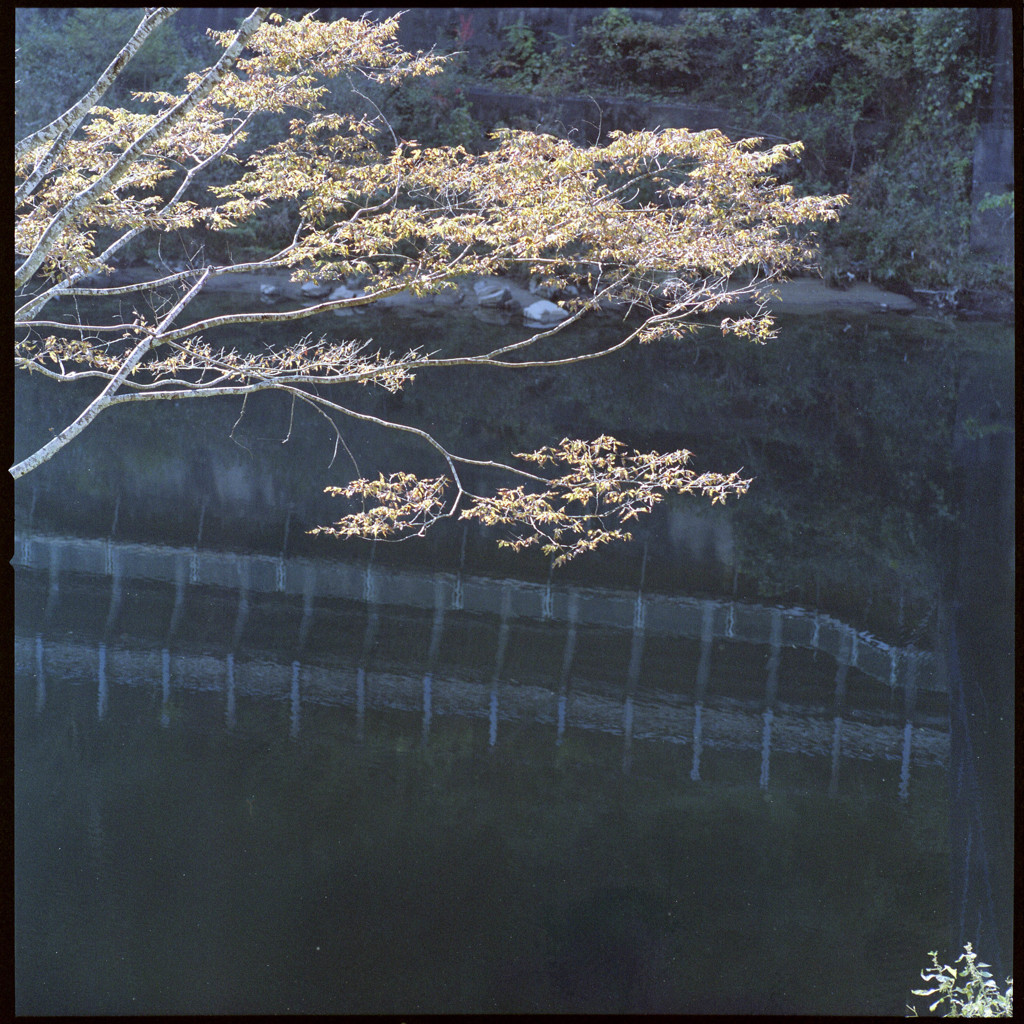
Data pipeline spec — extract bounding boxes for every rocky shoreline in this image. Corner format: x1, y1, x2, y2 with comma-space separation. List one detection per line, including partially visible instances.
97, 263, 934, 320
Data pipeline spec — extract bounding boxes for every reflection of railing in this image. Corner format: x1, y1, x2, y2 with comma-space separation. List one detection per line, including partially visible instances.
15, 527, 948, 800
13, 528, 942, 694
15, 632, 948, 800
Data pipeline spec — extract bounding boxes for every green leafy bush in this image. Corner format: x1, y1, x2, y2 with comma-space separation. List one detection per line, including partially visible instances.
487, 21, 553, 88
908, 944, 1013, 1017
386, 77, 484, 151
575, 8, 697, 92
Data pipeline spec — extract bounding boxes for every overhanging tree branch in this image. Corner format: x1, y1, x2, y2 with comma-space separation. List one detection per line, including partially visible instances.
13, 8, 846, 561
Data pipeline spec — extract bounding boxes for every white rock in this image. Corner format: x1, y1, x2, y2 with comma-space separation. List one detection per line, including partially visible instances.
523, 299, 569, 327
259, 283, 281, 304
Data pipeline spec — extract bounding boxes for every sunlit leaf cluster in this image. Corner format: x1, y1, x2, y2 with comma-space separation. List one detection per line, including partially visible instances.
313, 472, 451, 540
462, 436, 750, 564
317, 436, 750, 564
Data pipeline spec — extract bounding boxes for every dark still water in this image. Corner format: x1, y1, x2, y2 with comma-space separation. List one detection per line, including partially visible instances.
13, 300, 1012, 1013
16, 538, 950, 1015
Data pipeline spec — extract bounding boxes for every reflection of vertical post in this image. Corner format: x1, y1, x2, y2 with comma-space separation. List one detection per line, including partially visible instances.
556, 691, 568, 747
355, 667, 366, 741
109, 492, 121, 539
35, 635, 46, 713
422, 580, 446, 746
690, 702, 703, 782
622, 555, 647, 774
898, 720, 913, 802
224, 558, 249, 731
828, 716, 843, 798
225, 653, 236, 730
44, 543, 61, 622
103, 544, 123, 638
231, 558, 250, 650
898, 650, 919, 801
691, 600, 715, 782
167, 555, 186, 644
834, 631, 851, 708
161, 648, 171, 728
556, 591, 579, 746
422, 673, 433, 745
542, 557, 554, 621
97, 643, 108, 720
190, 501, 206, 584
357, 560, 380, 740
622, 694, 635, 774
298, 567, 316, 654
427, 580, 446, 666
290, 660, 301, 739
288, 569, 315, 739
759, 609, 781, 790
453, 526, 466, 610
695, 600, 715, 700
195, 500, 207, 547
764, 607, 782, 708
828, 631, 852, 798
904, 648, 919, 721
488, 688, 499, 747
623, 592, 645, 774
758, 708, 773, 790
279, 509, 292, 595
489, 586, 512, 747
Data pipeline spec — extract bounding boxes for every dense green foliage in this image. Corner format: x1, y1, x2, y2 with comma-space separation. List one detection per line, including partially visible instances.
467, 8, 1008, 297
14, 8, 1008, 298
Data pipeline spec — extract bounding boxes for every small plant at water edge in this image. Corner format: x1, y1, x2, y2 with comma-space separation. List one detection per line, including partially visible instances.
907, 943, 1012, 1017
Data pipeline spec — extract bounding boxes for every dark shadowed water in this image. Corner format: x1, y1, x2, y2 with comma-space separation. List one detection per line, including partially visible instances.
13, 300, 1012, 1013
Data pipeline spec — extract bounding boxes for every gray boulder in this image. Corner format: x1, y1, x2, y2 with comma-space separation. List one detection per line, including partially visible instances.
523, 299, 569, 327
474, 278, 513, 307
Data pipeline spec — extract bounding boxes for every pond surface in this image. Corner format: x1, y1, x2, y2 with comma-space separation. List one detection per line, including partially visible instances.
13, 298, 1013, 1013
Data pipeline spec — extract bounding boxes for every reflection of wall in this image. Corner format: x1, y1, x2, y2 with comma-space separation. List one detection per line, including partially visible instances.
16, 522, 950, 801
15, 633, 949, 778
14, 527, 942, 694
